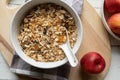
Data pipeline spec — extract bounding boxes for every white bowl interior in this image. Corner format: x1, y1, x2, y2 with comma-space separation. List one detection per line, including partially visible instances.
11, 0, 83, 68
101, 1, 120, 40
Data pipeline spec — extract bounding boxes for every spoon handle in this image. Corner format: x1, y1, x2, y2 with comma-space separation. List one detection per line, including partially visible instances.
60, 43, 78, 67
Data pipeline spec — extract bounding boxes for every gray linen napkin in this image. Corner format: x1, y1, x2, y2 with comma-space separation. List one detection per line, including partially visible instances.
10, 0, 84, 80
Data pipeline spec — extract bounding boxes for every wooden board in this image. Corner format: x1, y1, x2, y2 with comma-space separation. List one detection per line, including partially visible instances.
0, 0, 111, 80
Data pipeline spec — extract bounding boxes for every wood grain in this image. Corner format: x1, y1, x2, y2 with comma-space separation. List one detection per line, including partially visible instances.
0, 0, 18, 47
0, 0, 18, 65
0, 35, 13, 53
0, 0, 111, 80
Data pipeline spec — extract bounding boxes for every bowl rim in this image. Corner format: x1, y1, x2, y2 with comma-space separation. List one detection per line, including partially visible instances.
10, 0, 83, 69
101, 1, 120, 40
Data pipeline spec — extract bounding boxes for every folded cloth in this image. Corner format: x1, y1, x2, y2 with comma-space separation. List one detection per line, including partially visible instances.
10, 54, 70, 80
10, 0, 84, 80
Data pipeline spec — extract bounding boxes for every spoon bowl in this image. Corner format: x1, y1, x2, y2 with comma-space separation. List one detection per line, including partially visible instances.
59, 29, 78, 67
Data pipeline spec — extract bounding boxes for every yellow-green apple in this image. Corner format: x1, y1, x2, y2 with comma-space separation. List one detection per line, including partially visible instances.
80, 52, 106, 74
107, 13, 120, 35
105, 0, 120, 13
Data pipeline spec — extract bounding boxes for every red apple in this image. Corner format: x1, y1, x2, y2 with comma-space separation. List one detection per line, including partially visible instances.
105, 0, 120, 13
107, 13, 120, 35
80, 52, 106, 74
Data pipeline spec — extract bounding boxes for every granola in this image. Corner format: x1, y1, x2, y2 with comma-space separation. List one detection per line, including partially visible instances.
18, 3, 77, 62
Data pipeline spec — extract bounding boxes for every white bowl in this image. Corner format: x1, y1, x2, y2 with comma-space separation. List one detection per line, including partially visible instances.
10, 0, 83, 68
101, 1, 120, 40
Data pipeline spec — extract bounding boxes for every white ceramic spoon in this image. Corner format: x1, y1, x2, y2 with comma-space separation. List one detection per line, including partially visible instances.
59, 29, 78, 67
